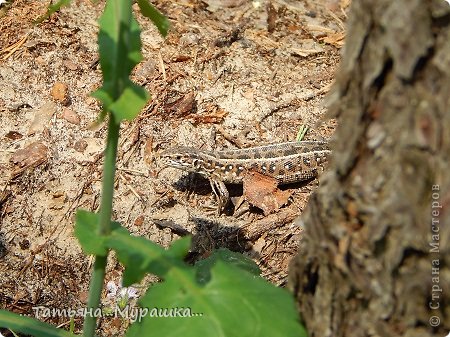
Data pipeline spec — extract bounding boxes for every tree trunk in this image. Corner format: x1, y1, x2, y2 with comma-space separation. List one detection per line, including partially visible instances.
289, 1, 450, 336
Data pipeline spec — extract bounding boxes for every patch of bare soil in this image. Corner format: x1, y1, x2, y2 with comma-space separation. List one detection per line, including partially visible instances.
0, 0, 344, 334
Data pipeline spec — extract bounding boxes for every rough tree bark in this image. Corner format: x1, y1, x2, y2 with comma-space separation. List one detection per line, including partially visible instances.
289, 1, 450, 336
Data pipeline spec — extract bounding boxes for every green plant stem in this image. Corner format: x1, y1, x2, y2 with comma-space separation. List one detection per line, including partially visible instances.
83, 114, 120, 337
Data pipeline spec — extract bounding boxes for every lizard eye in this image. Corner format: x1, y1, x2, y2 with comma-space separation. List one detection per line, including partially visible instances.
175, 155, 182, 161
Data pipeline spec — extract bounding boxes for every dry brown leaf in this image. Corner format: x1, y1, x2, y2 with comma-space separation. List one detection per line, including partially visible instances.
165, 91, 196, 117
28, 101, 56, 135
320, 31, 346, 48
243, 171, 292, 215
187, 107, 228, 124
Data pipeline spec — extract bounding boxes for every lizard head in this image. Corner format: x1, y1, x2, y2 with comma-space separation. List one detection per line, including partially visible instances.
157, 146, 214, 174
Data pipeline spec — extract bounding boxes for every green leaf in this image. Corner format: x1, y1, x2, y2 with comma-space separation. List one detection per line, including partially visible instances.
0, 309, 74, 337
107, 231, 191, 285
74, 210, 123, 256
136, 0, 170, 37
296, 125, 309, 141
34, 0, 71, 24
166, 236, 192, 259
94, 0, 150, 122
126, 261, 307, 337
108, 81, 149, 121
195, 248, 261, 284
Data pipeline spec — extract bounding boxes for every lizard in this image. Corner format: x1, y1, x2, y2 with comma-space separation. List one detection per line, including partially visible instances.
157, 141, 331, 214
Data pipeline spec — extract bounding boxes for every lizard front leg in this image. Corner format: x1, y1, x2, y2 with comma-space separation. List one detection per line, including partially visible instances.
210, 179, 229, 215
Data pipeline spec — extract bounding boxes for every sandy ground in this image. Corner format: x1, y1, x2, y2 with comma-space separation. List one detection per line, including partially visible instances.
0, 0, 343, 334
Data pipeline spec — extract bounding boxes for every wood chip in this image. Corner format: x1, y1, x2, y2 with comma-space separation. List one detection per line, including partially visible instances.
144, 137, 154, 166
134, 215, 145, 227
4, 131, 23, 140
10, 142, 48, 177
267, 1, 277, 33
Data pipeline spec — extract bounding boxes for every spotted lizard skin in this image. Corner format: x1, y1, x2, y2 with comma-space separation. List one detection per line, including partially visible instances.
159, 141, 330, 185
158, 141, 330, 213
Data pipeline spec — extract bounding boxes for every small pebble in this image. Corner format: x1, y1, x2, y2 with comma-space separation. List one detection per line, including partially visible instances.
61, 107, 80, 125
63, 59, 78, 71
51, 82, 69, 105
74, 139, 88, 153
